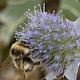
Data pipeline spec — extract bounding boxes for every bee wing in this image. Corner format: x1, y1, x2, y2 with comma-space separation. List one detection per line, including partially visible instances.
0, 56, 22, 80
25, 64, 49, 80
0, 56, 13, 71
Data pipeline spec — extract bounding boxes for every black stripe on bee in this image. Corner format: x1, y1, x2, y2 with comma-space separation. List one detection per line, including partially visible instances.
33, 61, 40, 65
23, 56, 33, 64
18, 40, 30, 48
23, 56, 40, 65
11, 49, 24, 57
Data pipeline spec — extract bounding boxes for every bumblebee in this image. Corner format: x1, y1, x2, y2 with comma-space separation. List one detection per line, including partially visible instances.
10, 40, 32, 70
0, 40, 49, 80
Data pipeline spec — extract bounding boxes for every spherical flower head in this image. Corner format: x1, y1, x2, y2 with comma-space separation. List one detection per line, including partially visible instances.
15, 4, 80, 75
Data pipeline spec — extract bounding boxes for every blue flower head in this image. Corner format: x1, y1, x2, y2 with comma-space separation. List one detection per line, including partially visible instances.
15, 4, 80, 75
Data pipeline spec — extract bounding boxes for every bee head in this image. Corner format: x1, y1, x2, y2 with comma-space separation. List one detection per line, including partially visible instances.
10, 40, 31, 60
9, 40, 33, 69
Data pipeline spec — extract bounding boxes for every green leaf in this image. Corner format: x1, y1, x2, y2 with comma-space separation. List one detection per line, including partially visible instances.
8, 0, 29, 5
0, 0, 41, 44
64, 58, 80, 80
61, 0, 80, 21
1, 0, 40, 22
64, 18, 80, 80
45, 71, 57, 80
73, 17, 80, 32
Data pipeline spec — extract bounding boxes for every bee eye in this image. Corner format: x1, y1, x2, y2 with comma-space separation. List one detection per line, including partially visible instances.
11, 49, 21, 57
23, 56, 33, 63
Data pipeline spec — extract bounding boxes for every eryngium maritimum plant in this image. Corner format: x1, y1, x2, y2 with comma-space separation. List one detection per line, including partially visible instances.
15, 4, 80, 76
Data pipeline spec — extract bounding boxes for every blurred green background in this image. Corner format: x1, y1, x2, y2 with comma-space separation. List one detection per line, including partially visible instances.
0, 0, 80, 80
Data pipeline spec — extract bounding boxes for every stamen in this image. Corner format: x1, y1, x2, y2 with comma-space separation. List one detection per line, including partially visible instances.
43, 3, 46, 12
38, 4, 42, 12
34, 6, 37, 15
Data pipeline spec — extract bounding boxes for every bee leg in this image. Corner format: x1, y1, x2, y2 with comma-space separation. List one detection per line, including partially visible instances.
33, 61, 40, 65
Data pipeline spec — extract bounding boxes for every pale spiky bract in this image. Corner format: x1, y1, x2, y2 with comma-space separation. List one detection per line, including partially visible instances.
15, 4, 80, 75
